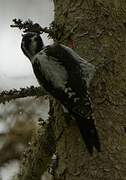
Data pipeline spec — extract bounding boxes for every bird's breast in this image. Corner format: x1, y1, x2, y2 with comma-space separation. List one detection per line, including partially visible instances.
32, 51, 68, 91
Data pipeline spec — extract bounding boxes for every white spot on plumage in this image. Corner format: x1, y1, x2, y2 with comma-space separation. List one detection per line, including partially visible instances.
67, 87, 72, 91
68, 92, 76, 98
64, 81, 68, 85
64, 87, 76, 98
85, 101, 90, 105
74, 97, 80, 103
64, 88, 68, 93
71, 92, 76, 96
61, 104, 69, 113
68, 92, 73, 98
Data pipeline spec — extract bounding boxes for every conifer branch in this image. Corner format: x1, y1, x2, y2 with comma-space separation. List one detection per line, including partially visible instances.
10, 19, 58, 39
0, 86, 46, 104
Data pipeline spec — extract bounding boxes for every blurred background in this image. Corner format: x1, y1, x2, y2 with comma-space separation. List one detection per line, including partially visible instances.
0, 0, 54, 179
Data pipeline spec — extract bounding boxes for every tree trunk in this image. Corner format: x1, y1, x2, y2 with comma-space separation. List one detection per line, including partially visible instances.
52, 0, 126, 179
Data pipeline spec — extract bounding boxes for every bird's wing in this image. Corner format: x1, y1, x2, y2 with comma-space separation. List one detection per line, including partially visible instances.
60, 44, 96, 88
44, 43, 95, 89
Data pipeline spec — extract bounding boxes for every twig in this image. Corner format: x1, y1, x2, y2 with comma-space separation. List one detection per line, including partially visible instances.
10, 19, 56, 39
0, 86, 46, 104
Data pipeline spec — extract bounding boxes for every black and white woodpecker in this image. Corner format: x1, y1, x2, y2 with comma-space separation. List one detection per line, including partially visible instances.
21, 32, 100, 154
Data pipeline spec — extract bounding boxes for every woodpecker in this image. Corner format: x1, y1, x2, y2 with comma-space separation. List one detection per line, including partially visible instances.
21, 32, 100, 154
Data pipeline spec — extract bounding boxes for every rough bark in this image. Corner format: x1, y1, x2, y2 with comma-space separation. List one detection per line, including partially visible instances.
52, 0, 126, 180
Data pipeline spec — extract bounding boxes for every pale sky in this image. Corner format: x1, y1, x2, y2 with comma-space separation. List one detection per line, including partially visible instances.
0, 0, 54, 89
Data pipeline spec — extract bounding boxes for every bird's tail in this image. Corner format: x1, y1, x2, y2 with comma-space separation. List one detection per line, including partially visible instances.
76, 116, 101, 154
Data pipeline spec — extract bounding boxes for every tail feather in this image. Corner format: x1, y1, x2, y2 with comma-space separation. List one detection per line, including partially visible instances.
76, 116, 101, 154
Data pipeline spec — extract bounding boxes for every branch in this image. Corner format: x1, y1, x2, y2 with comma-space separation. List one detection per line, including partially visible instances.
0, 86, 47, 104
10, 19, 57, 39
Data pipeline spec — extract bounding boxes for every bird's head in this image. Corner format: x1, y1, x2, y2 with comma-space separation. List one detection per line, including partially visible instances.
21, 32, 44, 60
